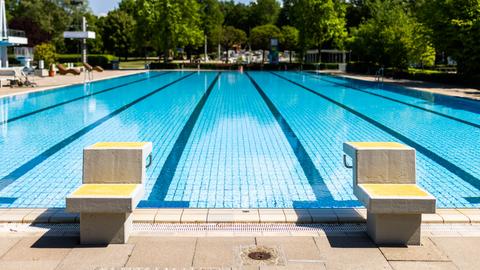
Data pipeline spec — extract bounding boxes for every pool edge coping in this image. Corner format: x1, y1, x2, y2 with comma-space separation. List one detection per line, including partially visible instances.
0, 208, 477, 225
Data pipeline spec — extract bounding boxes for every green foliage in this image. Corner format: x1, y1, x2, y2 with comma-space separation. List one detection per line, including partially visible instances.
102, 10, 136, 60
418, 0, 480, 75
290, 0, 348, 59
220, 1, 251, 32
34, 43, 56, 66
280, 25, 299, 51
349, 0, 435, 69
56, 54, 117, 67
199, 0, 224, 47
250, 24, 282, 50
250, 0, 281, 26
137, 0, 204, 61
221, 26, 247, 49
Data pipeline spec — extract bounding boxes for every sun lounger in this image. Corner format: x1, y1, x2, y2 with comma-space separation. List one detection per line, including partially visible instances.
83, 62, 104, 72
57, 63, 81, 75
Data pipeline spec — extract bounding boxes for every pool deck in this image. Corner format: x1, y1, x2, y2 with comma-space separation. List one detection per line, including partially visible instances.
0, 70, 146, 98
320, 71, 480, 101
0, 222, 479, 269
0, 208, 478, 224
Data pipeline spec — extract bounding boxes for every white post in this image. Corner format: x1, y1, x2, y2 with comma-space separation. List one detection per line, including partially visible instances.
82, 16, 87, 64
204, 34, 208, 62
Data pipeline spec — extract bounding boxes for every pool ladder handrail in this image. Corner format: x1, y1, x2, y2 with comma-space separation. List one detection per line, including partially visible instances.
375, 67, 384, 83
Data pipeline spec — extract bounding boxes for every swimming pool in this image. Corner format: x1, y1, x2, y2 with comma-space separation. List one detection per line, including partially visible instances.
0, 71, 479, 208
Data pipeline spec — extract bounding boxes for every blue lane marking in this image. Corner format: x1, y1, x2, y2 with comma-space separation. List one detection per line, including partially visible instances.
146, 72, 221, 204
0, 72, 169, 126
0, 72, 195, 191
246, 72, 336, 203
303, 71, 480, 129
271, 71, 480, 192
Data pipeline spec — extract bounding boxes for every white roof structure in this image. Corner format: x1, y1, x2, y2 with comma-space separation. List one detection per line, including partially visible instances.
0, 0, 27, 47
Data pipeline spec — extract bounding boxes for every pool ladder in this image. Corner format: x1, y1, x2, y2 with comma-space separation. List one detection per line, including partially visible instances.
375, 67, 384, 83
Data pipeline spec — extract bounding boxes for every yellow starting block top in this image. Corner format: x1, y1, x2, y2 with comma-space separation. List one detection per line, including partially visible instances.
359, 184, 429, 197
90, 142, 149, 149
346, 142, 408, 149
72, 184, 138, 197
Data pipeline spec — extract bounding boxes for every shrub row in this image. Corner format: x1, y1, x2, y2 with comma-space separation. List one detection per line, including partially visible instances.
148, 62, 339, 70
56, 54, 118, 68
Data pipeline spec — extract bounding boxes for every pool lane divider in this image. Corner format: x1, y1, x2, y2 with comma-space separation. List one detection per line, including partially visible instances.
302, 71, 480, 129
146, 72, 222, 203
245, 72, 336, 203
0, 71, 170, 126
0, 72, 195, 191
271, 71, 480, 192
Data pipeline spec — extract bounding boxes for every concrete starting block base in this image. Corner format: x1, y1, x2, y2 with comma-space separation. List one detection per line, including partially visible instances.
80, 212, 132, 244
367, 212, 421, 246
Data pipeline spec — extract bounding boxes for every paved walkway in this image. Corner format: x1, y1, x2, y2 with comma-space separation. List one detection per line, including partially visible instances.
0, 70, 145, 98
331, 72, 480, 101
0, 225, 478, 270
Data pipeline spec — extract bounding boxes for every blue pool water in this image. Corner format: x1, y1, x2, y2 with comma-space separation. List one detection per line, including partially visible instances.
0, 71, 479, 208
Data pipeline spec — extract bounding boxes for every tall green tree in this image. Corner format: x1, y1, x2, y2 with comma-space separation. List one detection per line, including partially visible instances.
221, 26, 247, 62
220, 1, 252, 32
418, 0, 480, 75
249, 0, 281, 26
280, 25, 299, 63
349, 0, 435, 68
137, 0, 203, 62
250, 24, 282, 63
290, 0, 347, 62
199, 0, 224, 49
101, 10, 136, 60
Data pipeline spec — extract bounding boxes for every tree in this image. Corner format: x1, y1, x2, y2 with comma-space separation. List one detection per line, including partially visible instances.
137, 0, 203, 62
249, 0, 281, 26
418, 0, 480, 76
290, 0, 347, 62
221, 26, 247, 63
102, 10, 136, 60
250, 24, 282, 63
199, 0, 224, 50
280, 26, 299, 63
220, 1, 251, 32
349, 0, 435, 68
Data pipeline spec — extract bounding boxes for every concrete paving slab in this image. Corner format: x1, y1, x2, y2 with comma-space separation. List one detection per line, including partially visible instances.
388, 261, 459, 270
308, 209, 338, 223
22, 209, 59, 224
132, 209, 158, 223
458, 209, 480, 223
283, 209, 312, 223
208, 209, 260, 223
260, 262, 327, 270
333, 208, 367, 223
55, 244, 134, 270
315, 236, 392, 270
258, 209, 286, 223
0, 237, 20, 257
436, 209, 470, 223
181, 209, 208, 223
256, 237, 322, 261
379, 238, 449, 261
423, 213, 444, 223
431, 237, 480, 270
0, 236, 77, 270
155, 209, 183, 223
0, 209, 33, 223
193, 237, 255, 268
126, 237, 196, 268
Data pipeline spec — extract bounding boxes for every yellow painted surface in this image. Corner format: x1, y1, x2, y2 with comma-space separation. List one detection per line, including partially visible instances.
347, 142, 407, 149
73, 184, 138, 196
360, 184, 429, 197
91, 142, 148, 148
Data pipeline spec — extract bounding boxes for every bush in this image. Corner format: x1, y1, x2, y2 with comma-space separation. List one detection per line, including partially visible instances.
56, 54, 118, 68
148, 62, 339, 71
34, 43, 56, 67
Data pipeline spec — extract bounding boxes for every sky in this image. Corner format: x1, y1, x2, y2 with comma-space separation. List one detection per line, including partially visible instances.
90, 0, 254, 16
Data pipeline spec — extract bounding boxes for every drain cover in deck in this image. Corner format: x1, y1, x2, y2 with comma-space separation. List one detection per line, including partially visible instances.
238, 245, 285, 266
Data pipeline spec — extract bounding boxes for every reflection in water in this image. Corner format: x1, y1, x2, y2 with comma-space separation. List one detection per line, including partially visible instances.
0, 98, 7, 137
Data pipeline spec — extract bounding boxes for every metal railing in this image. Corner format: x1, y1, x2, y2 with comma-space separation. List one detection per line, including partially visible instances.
1, 29, 27, 38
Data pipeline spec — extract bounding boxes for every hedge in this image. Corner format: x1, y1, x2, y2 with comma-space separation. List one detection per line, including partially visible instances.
347, 62, 480, 89
56, 54, 118, 68
148, 62, 339, 71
